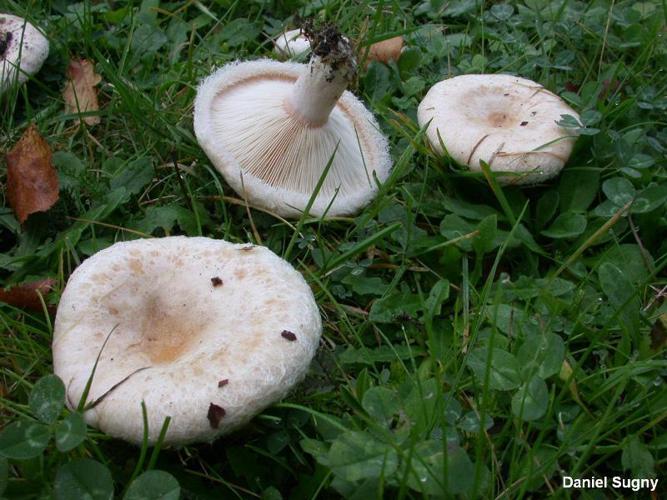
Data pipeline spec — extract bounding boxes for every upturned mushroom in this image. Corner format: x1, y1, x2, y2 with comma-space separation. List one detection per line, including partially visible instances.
195, 25, 391, 218
417, 74, 580, 185
0, 14, 49, 93
52, 237, 322, 445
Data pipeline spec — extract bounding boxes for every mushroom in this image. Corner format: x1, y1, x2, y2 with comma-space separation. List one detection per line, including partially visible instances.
365, 36, 404, 64
417, 74, 580, 185
273, 29, 403, 65
52, 236, 322, 445
273, 28, 311, 59
195, 25, 391, 217
0, 14, 49, 93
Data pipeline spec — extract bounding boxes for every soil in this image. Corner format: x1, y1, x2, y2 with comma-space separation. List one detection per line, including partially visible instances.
300, 18, 355, 74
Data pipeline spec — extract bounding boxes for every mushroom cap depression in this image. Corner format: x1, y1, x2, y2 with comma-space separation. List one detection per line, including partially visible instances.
0, 14, 49, 92
273, 29, 310, 59
52, 237, 322, 446
193, 59, 392, 218
418, 74, 579, 185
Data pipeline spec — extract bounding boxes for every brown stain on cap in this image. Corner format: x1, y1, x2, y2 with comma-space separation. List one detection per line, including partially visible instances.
129, 259, 143, 274
488, 112, 509, 128
137, 296, 205, 363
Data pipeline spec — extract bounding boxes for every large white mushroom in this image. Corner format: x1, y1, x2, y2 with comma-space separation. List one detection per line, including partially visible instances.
418, 74, 580, 185
0, 14, 49, 93
195, 25, 392, 218
52, 237, 322, 445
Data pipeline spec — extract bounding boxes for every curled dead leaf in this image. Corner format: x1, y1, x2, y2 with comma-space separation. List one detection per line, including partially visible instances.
6, 124, 59, 224
0, 278, 55, 311
63, 58, 102, 126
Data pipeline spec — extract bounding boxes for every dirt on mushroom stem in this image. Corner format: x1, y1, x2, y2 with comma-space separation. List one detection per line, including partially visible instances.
285, 22, 357, 125
301, 20, 355, 74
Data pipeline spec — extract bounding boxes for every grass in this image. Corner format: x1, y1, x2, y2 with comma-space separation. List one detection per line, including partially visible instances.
1, 0, 666, 498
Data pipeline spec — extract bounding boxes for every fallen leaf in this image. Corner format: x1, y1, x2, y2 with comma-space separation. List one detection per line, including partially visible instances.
0, 278, 55, 311
63, 58, 102, 126
6, 124, 59, 223
367, 36, 403, 64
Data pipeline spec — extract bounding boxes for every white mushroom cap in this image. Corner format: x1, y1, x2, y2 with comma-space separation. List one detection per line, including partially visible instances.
194, 35, 391, 218
418, 74, 580, 185
0, 14, 49, 93
273, 29, 310, 59
52, 237, 322, 446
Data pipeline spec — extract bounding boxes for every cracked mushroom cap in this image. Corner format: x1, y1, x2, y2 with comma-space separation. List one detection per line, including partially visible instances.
52, 237, 322, 446
194, 29, 391, 218
418, 74, 580, 185
0, 14, 49, 93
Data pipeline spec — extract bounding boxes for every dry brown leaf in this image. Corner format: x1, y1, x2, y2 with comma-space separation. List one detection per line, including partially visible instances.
63, 58, 102, 126
0, 278, 55, 311
368, 36, 404, 64
6, 124, 59, 224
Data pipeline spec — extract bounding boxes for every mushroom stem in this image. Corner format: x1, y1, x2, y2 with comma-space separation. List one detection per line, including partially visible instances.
285, 32, 356, 127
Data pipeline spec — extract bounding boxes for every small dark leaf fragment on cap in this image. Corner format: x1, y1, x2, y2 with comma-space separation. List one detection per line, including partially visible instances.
281, 330, 297, 341
520, 121, 528, 126
218, 379, 229, 388
240, 246, 254, 252
207, 403, 226, 429
211, 277, 223, 287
